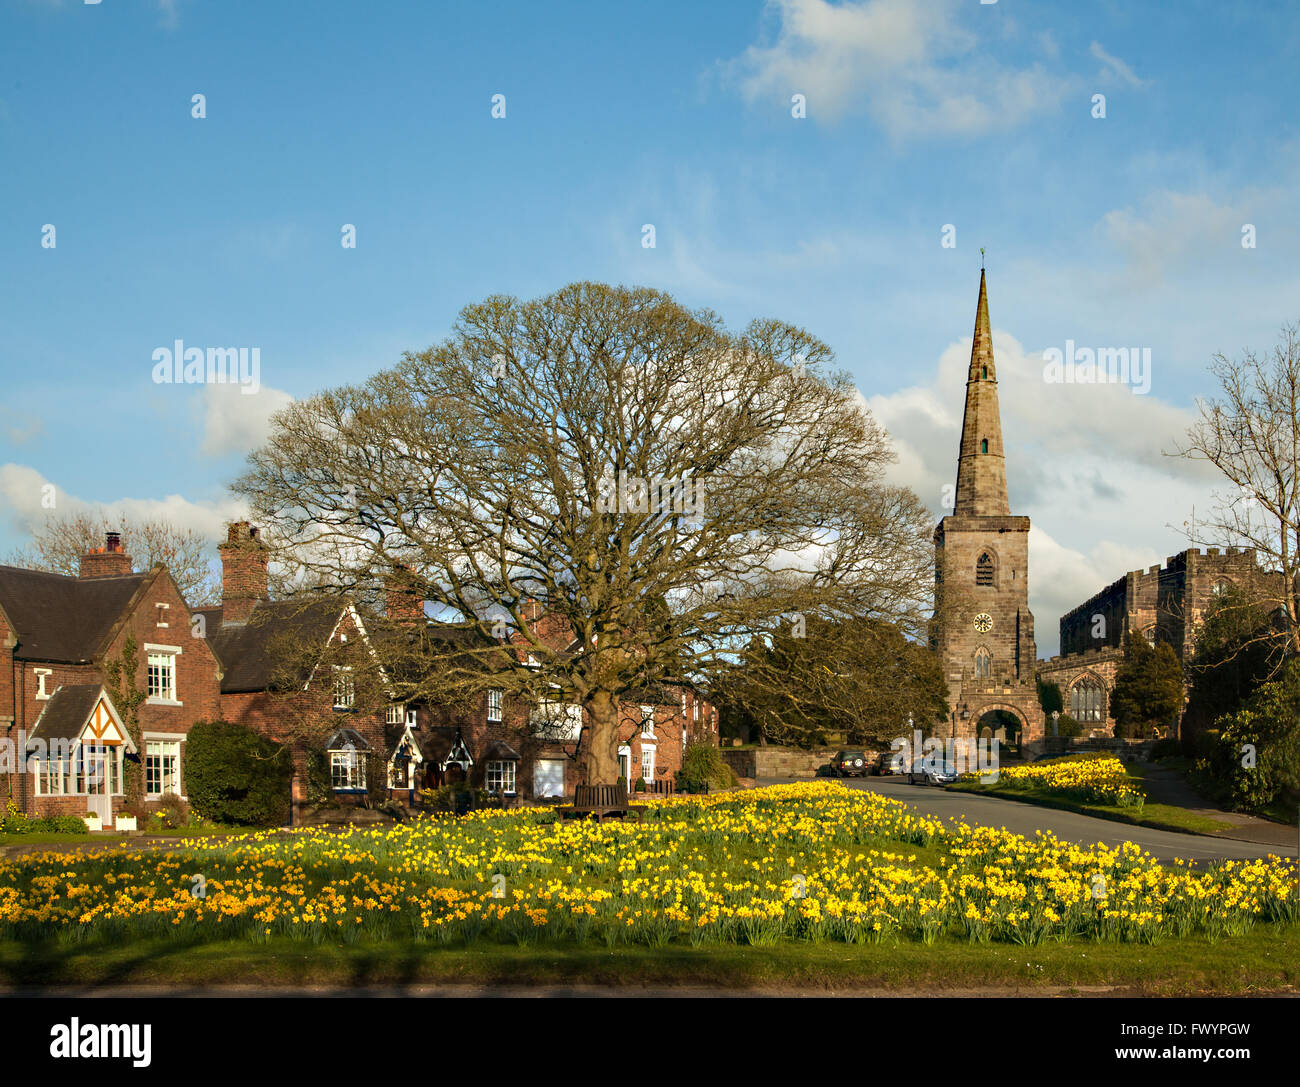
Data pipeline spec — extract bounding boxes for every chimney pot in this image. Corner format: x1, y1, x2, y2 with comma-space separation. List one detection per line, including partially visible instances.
80, 531, 133, 578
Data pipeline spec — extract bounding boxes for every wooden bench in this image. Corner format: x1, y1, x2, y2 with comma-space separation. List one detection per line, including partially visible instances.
559, 783, 644, 823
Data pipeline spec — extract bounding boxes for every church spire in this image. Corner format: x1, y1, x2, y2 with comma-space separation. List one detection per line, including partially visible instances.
952, 268, 1010, 516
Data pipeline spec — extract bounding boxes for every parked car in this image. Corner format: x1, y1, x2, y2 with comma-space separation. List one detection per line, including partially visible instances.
906, 758, 958, 786
873, 749, 902, 775
830, 750, 870, 777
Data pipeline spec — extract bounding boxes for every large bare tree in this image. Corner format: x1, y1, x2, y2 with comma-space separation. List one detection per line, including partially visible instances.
1173, 322, 1300, 657
233, 282, 936, 785
7, 511, 219, 606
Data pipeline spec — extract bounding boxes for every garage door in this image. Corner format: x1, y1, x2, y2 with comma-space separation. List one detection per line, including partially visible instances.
534, 758, 565, 798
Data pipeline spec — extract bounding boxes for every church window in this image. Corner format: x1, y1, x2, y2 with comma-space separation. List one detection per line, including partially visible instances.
1070, 677, 1104, 722
980, 439, 988, 454
974, 646, 991, 678
981, 366, 987, 379
976, 553, 994, 586
1211, 579, 1232, 597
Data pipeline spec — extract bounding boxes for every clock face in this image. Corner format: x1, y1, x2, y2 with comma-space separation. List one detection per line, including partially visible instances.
973, 613, 993, 634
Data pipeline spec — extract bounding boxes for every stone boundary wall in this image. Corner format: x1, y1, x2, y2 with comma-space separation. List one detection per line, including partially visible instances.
720, 747, 843, 779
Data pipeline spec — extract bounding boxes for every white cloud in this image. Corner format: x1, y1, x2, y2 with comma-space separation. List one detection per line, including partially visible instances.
0, 463, 247, 546
1089, 41, 1148, 89
199, 382, 294, 457
1100, 190, 1248, 287
719, 0, 1072, 137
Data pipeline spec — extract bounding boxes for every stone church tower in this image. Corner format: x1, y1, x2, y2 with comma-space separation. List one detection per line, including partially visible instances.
933, 271, 1044, 744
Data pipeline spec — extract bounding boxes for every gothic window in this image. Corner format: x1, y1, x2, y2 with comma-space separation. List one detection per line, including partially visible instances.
980, 439, 988, 454
976, 552, 994, 586
1211, 579, 1232, 597
1070, 677, 1104, 722
974, 646, 991, 678
1143, 626, 1156, 647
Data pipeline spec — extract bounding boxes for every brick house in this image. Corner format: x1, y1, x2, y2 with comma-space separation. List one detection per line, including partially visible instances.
2, 521, 719, 827
376, 594, 720, 805
1, 532, 223, 824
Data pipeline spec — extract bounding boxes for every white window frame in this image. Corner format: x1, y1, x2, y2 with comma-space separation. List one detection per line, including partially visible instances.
33, 668, 52, 700
386, 704, 404, 726
640, 744, 656, 783
485, 759, 516, 794
144, 738, 183, 798
487, 688, 503, 723
330, 747, 366, 791
144, 644, 182, 705
640, 705, 655, 738
332, 666, 356, 710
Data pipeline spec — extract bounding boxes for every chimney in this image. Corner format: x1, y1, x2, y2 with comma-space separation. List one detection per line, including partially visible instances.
385, 565, 425, 627
80, 531, 133, 579
218, 521, 269, 625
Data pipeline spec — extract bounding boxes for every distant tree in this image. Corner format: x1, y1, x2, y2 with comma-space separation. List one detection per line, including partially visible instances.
1203, 659, 1300, 813
1109, 633, 1184, 739
711, 616, 948, 750
1173, 322, 1300, 656
1183, 582, 1285, 749
8, 512, 218, 605
1036, 677, 1063, 716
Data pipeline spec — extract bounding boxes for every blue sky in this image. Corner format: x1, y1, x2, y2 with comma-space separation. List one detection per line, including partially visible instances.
3, 0, 1299, 654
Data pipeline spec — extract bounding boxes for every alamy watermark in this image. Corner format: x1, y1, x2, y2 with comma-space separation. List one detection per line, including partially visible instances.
1042, 341, 1151, 395
595, 469, 704, 518
152, 339, 261, 394
889, 728, 1000, 783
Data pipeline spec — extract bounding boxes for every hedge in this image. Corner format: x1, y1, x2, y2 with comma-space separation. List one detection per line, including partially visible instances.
183, 721, 293, 827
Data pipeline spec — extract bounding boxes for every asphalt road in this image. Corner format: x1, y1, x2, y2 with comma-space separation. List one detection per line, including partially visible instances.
757, 775, 1298, 863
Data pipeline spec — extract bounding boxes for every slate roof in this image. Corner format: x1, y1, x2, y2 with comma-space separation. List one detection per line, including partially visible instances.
27, 684, 104, 743
197, 598, 346, 693
0, 565, 149, 663
482, 739, 521, 761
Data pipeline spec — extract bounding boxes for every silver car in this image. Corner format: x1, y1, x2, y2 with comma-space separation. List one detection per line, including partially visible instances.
907, 759, 958, 786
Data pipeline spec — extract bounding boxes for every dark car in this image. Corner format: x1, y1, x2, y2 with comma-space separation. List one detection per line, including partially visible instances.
829, 750, 870, 777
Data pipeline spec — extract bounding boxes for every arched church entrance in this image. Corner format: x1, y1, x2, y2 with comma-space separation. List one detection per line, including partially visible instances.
974, 706, 1025, 752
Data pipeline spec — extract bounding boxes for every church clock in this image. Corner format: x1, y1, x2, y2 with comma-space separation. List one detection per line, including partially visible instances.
973, 612, 993, 633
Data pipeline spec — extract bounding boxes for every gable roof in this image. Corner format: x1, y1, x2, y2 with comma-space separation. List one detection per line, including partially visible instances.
0, 565, 150, 663
198, 598, 346, 693
27, 684, 133, 751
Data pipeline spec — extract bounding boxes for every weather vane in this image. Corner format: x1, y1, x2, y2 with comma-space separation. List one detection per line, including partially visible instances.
980, 247, 985, 269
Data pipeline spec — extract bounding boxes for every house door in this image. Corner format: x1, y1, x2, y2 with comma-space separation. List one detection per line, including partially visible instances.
84, 747, 112, 823
534, 758, 565, 798
618, 746, 631, 783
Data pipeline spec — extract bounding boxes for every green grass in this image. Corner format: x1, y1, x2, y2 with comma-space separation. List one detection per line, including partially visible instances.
2, 930, 1296, 993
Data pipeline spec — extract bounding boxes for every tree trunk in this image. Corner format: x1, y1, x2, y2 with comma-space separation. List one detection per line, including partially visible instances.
583, 689, 621, 786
